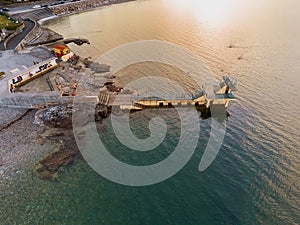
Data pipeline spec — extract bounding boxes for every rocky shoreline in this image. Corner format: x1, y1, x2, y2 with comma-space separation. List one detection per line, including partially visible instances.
0, 107, 87, 224
0, 1, 143, 223
0, 0, 134, 190
0, 54, 118, 182
0, 106, 78, 180
49, 0, 136, 17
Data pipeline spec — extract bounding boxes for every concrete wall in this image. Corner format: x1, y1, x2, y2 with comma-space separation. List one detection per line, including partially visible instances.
0, 91, 64, 108
0, 92, 98, 109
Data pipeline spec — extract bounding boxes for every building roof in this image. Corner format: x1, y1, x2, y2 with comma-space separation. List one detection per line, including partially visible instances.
54, 45, 69, 50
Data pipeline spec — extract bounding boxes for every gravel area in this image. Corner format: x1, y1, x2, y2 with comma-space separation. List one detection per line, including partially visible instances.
0, 108, 80, 224
0, 107, 29, 130
0, 110, 47, 191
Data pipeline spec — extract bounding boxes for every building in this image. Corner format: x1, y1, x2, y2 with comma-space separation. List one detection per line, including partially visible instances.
53, 45, 71, 58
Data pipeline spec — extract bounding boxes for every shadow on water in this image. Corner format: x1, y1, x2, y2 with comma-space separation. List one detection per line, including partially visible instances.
96, 103, 229, 122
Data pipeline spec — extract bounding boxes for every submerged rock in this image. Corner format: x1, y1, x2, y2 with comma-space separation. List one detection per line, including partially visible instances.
35, 168, 58, 181
36, 131, 65, 140
39, 148, 78, 172
35, 146, 80, 180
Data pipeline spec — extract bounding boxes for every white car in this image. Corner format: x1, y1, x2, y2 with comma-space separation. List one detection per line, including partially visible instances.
33, 5, 41, 9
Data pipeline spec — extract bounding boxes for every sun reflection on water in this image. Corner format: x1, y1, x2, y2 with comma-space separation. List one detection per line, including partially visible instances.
164, 0, 267, 29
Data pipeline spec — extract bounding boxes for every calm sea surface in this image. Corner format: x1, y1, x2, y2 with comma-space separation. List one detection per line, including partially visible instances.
15, 0, 300, 224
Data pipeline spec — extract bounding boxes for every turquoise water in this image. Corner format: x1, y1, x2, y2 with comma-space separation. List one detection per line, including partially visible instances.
4, 0, 300, 224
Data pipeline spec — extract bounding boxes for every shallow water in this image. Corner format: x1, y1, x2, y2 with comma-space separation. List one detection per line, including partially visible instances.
3, 0, 300, 224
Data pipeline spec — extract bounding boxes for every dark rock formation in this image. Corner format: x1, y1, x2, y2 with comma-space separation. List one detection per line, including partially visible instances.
83, 57, 111, 73
39, 148, 78, 172
83, 57, 93, 67
106, 84, 123, 92
95, 104, 109, 120
63, 38, 90, 46
40, 104, 73, 128
35, 146, 80, 180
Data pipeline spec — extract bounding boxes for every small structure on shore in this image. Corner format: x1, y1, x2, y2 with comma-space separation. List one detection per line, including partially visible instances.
54, 45, 70, 58
7, 57, 58, 93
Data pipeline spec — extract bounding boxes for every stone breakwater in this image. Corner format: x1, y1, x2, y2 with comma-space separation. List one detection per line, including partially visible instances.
50, 0, 136, 16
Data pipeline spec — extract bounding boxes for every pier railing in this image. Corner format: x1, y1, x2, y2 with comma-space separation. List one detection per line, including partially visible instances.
132, 90, 206, 101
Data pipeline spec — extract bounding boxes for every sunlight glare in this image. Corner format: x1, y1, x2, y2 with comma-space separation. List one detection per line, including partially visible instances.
167, 0, 239, 28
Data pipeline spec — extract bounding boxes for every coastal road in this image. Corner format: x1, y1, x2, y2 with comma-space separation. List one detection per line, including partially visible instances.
0, 20, 35, 51
6, 20, 35, 50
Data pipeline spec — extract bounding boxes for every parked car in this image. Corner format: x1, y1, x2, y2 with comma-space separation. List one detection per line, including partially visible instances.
32, 5, 41, 9
0, 8, 10, 12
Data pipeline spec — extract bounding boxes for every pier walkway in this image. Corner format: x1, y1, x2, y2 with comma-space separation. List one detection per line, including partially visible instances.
0, 89, 235, 112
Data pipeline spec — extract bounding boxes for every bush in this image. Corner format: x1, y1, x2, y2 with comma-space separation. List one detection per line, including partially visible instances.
6, 23, 20, 30
0, 71, 5, 80
0, 14, 20, 30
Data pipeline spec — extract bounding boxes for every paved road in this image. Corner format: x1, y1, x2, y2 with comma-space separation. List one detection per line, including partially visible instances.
6, 20, 35, 50
0, 20, 35, 51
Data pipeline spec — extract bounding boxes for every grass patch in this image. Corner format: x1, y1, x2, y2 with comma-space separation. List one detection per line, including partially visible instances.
0, 1, 13, 4
0, 14, 20, 30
